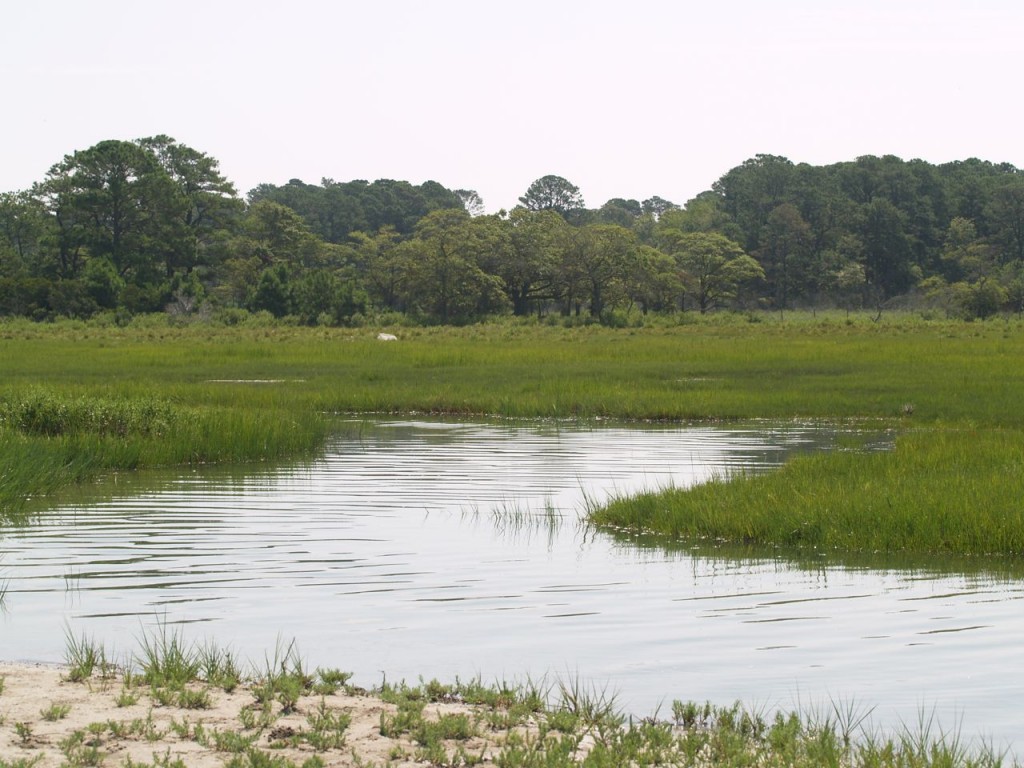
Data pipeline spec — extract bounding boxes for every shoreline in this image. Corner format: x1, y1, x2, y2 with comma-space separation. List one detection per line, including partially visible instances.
0, 661, 496, 768
1, 660, 1018, 768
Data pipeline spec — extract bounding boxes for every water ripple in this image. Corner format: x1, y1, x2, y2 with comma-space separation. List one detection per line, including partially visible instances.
1, 419, 1022, 749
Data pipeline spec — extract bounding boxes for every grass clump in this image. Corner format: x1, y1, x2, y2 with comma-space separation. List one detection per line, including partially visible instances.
249, 639, 315, 714
199, 641, 244, 692
122, 750, 187, 768
63, 628, 109, 683
304, 698, 351, 751
58, 728, 104, 767
40, 702, 71, 721
136, 623, 200, 690
0, 758, 43, 768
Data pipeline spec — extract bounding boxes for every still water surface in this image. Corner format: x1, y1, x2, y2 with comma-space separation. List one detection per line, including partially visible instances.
2, 420, 1021, 749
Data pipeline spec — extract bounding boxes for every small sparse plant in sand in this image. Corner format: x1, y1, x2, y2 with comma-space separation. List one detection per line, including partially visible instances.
14, 720, 34, 745
207, 727, 259, 754
122, 749, 187, 768
105, 719, 129, 739
239, 702, 277, 732
251, 638, 313, 714
150, 685, 177, 707
176, 686, 212, 710
168, 716, 193, 740
127, 710, 166, 742
59, 729, 104, 768
41, 702, 71, 721
305, 698, 351, 751
116, 686, 140, 707
312, 667, 353, 696
0, 757, 44, 768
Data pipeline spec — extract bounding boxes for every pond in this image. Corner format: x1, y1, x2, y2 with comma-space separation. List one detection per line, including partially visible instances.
1, 419, 1021, 751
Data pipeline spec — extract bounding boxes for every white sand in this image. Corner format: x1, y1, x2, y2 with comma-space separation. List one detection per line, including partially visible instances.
0, 662, 509, 767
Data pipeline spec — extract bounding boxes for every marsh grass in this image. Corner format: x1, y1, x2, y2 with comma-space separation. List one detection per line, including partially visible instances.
251, 638, 314, 714
592, 428, 1024, 556
199, 641, 244, 692
63, 628, 108, 683
7, 313, 1024, 557
136, 623, 200, 690
553, 675, 622, 733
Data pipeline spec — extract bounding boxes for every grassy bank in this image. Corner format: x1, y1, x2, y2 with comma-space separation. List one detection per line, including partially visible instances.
2, 312, 1024, 555
0, 631, 1014, 768
592, 427, 1024, 556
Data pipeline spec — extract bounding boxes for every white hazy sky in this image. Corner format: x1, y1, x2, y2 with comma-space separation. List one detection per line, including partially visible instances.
3, 1, 1022, 212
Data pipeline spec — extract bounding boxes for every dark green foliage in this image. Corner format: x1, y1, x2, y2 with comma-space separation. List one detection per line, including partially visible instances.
0, 390, 175, 438
518, 175, 586, 218
6, 136, 1024, 324
248, 177, 464, 241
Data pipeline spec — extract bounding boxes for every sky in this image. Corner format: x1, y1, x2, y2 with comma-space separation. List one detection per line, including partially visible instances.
2, 1, 1022, 213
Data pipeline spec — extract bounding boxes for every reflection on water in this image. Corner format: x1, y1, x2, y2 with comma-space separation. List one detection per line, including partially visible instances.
1, 419, 1020, 751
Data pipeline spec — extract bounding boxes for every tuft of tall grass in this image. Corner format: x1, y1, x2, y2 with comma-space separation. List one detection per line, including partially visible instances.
62, 627, 108, 683
135, 622, 200, 690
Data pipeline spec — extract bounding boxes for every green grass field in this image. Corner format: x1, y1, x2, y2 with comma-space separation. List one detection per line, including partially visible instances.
2, 311, 1023, 559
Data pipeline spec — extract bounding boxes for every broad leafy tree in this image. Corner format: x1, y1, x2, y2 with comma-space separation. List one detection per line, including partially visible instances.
400, 209, 509, 324
0, 191, 50, 277
669, 232, 764, 313
641, 196, 678, 219
492, 208, 567, 315
597, 198, 642, 227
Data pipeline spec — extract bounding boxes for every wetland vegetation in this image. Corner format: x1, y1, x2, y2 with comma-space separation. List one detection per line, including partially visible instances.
5, 129, 1024, 765
4, 311, 1024, 764
2, 310, 1023, 561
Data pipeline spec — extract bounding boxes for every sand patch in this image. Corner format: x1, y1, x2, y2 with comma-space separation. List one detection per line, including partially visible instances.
0, 662, 516, 767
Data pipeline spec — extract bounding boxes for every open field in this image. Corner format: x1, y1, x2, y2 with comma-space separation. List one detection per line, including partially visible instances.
2, 311, 1024, 550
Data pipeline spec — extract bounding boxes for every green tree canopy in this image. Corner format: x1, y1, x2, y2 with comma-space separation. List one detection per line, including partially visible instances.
668, 232, 765, 313
518, 175, 585, 219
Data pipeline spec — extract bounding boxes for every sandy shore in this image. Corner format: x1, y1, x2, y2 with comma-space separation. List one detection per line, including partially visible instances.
0, 661, 520, 767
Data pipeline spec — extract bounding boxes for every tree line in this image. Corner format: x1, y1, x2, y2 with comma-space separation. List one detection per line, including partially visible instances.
2, 138, 1023, 325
